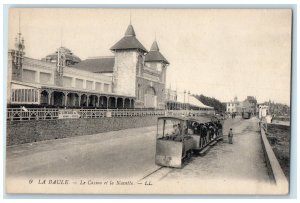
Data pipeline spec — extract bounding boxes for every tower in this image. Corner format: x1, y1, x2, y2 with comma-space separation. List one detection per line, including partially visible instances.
144, 40, 170, 107
110, 24, 147, 97
145, 40, 169, 84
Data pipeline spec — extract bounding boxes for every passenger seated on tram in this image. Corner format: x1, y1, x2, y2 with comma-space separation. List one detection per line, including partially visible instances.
171, 124, 181, 137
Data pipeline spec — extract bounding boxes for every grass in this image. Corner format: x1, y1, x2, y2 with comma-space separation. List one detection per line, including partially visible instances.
266, 125, 290, 180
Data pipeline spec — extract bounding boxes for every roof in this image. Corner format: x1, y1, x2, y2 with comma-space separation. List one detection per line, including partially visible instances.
110, 24, 148, 53
144, 41, 169, 64
177, 93, 214, 109
125, 24, 136, 36
44, 47, 81, 63
72, 56, 115, 73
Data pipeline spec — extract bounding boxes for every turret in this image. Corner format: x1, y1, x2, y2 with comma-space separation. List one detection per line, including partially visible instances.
110, 24, 147, 97
144, 40, 169, 84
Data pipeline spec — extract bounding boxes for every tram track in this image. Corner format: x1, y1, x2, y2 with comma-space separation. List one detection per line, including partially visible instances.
139, 166, 164, 181
138, 166, 176, 182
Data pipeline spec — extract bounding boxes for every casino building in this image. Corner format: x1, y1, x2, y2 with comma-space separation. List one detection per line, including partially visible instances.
7, 23, 170, 109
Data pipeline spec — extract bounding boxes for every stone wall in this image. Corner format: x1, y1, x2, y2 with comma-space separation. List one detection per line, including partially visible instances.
6, 116, 159, 146
113, 51, 137, 97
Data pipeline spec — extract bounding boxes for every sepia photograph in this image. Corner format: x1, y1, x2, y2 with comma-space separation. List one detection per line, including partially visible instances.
5, 7, 292, 195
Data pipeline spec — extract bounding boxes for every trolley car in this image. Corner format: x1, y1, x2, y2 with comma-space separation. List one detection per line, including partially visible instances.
242, 112, 251, 119
155, 115, 223, 168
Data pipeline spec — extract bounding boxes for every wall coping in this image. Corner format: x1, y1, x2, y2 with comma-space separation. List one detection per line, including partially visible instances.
260, 127, 289, 193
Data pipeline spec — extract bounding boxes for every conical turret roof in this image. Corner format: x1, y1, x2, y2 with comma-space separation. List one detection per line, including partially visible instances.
145, 41, 169, 64
110, 24, 147, 53
125, 24, 136, 36
150, 41, 159, 51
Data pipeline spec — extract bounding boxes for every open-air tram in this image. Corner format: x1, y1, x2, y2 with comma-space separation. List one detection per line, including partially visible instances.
155, 115, 223, 168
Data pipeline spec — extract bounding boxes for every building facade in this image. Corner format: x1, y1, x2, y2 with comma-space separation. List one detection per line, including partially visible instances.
7, 23, 170, 109
226, 96, 257, 115
242, 96, 257, 115
257, 104, 269, 119
226, 96, 242, 113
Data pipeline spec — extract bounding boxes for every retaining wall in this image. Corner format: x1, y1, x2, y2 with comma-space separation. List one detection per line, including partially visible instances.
6, 116, 159, 146
260, 127, 289, 193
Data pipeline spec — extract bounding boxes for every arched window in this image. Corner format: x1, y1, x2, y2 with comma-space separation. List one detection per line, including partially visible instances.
136, 55, 143, 76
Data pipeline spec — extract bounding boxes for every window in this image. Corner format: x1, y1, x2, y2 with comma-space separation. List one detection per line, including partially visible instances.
22, 69, 36, 83
11, 89, 38, 103
63, 76, 72, 88
104, 84, 110, 92
136, 55, 143, 76
86, 80, 93, 90
40, 72, 51, 84
95, 82, 102, 91
75, 79, 84, 89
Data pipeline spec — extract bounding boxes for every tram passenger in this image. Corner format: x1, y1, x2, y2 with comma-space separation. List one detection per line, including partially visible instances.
173, 123, 184, 141
171, 124, 180, 137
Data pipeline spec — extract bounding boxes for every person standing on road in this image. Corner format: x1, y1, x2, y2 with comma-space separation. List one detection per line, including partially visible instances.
228, 128, 233, 144
217, 120, 223, 136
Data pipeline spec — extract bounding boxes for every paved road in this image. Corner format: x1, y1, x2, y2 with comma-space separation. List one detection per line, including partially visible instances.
6, 116, 273, 194
144, 116, 274, 194
6, 125, 159, 179
160, 117, 271, 182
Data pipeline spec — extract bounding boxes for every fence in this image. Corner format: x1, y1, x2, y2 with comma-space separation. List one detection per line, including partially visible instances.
7, 108, 59, 121
6, 108, 214, 121
79, 109, 166, 118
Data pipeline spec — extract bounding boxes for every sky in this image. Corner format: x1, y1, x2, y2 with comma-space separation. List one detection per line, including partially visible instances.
8, 8, 292, 105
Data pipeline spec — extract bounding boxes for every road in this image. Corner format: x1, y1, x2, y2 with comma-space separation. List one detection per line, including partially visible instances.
6, 125, 159, 179
150, 116, 271, 182
6, 116, 276, 194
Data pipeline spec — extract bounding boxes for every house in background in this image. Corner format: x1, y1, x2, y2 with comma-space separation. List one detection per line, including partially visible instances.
242, 96, 257, 115
226, 96, 242, 114
226, 96, 257, 115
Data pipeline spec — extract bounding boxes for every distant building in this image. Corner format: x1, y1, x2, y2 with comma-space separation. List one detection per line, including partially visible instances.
242, 96, 257, 115
257, 104, 269, 119
226, 96, 242, 114
226, 96, 257, 115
